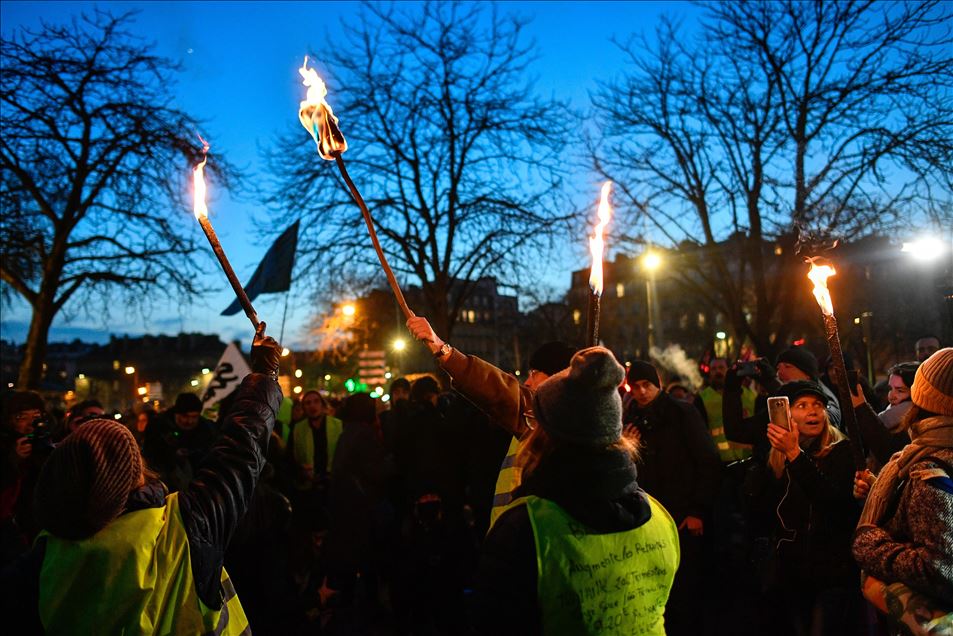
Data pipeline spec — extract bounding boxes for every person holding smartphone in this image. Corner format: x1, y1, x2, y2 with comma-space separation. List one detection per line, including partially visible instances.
759, 380, 865, 635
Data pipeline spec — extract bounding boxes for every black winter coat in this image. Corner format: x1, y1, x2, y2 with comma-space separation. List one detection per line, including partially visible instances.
1, 373, 282, 635
623, 391, 722, 522
767, 439, 861, 586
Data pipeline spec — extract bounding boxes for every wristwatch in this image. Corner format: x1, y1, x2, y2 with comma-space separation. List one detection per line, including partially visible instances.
433, 342, 452, 359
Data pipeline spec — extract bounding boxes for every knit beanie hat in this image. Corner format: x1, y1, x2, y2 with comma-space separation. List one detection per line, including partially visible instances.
173, 392, 203, 414
528, 341, 577, 377
3, 390, 45, 423
776, 347, 819, 379
34, 419, 143, 540
910, 348, 953, 416
626, 360, 661, 389
534, 347, 626, 446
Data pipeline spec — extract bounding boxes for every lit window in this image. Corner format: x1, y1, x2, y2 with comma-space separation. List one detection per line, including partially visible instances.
616, 283, 625, 298
468, 310, 476, 323
573, 309, 581, 325
697, 313, 706, 328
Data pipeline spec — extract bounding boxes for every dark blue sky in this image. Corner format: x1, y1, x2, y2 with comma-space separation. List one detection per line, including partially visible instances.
1, 1, 701, 348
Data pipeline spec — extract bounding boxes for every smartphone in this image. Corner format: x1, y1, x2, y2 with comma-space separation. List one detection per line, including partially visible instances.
767, 396, 791, 431
736, 359, 760, 378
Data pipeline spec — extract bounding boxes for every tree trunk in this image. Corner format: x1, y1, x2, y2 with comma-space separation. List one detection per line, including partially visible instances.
17, 295, 55, 390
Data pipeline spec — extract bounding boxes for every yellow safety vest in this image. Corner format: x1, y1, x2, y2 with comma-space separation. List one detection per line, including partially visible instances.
500, 494, 680, 635
292, 415, 343, 489
699, 386, 756, 463
489, 436, 522, 528
39, 492, 248, 636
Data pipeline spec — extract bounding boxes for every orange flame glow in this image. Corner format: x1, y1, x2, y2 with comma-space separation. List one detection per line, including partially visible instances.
807, 260, 836, 316
588, 182, 613, 295
192, 135, 210, 219
298, 56, 347, 160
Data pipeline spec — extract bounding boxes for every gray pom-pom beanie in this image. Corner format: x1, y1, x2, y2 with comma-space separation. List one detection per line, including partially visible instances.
533, 346, 626, 446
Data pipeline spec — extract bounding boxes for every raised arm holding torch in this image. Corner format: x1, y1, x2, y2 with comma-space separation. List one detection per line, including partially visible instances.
193, 138, 260, 330
297, 56, 415, 320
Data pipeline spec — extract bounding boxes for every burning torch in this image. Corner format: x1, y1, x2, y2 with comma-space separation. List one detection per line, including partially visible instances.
807, 258, 866, 470
297, 56, 415, 320
193, 137, 260, 330
586, 182, 613, 347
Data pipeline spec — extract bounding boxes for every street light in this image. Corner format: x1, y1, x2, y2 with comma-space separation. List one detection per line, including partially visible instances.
901, 237, 947, 262
294, 369, 303, 378
342, 303, 356, 317
392, 338, 406, 352
643, 252, 662, 272
124, 366, 135, 375
641, 250, 664, 351
281, 347, 291, 357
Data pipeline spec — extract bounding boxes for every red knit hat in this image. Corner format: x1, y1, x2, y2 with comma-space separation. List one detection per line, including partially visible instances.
911, 348, 953, 417
34, 419, 143, 539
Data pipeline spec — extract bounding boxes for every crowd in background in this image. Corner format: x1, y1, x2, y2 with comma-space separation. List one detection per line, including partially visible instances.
1, 330, 950, 635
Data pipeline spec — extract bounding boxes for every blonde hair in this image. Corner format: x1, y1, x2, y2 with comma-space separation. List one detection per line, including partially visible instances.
767, 408, 845, 478
516, 424, 641, 480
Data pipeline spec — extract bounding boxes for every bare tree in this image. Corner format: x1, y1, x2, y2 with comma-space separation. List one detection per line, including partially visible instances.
1, 12, 232, 388
267, 1, 572, 340
593, 1, 952, 357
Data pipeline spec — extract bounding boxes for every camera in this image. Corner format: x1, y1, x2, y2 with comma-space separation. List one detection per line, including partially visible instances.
25, 417, 55, 453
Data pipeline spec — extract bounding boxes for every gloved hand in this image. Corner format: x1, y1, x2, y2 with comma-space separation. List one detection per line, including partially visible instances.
251, 321, 281, 378
724, 364, 742, 393
755, 358, 781, 393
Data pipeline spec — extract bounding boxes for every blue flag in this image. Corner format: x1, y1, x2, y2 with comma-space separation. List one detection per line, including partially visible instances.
221, 220, 299, 316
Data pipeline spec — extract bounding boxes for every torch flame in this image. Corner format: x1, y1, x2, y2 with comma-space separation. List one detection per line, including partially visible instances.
588, 182, 613, 296
192, 135, 210, 219
807, 259, 836, 316
298, 56, 348, 160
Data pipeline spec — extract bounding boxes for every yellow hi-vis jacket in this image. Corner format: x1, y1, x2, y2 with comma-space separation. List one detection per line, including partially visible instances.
499, 494, 680, 635
489, 436, 523, 527
39, 492, 248, 636
698, 386, 756, 463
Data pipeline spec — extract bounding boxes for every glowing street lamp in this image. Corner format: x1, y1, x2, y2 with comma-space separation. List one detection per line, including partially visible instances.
901, 237, 947, 262
124, 366, 136, 375
392, 338, 406, 352
642, 251, 662, 272
641, 250, 664, 350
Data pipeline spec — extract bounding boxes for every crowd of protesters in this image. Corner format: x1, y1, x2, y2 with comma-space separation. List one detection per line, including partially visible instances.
0, 319, 950, 635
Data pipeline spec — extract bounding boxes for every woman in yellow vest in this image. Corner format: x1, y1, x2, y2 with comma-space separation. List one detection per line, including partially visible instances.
1, 324, 282, 635
473, 347, 680, 635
